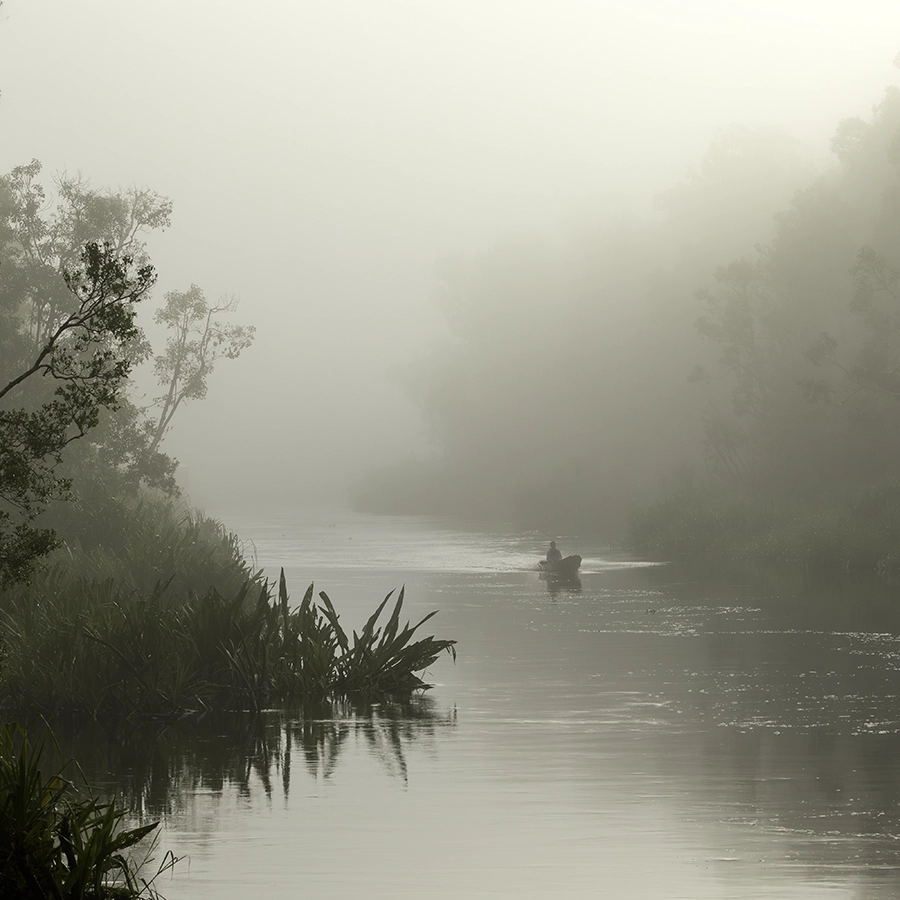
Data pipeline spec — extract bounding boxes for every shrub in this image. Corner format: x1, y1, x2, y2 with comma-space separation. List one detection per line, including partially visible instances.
0, 571, 456, 719
0, 722, 173, 899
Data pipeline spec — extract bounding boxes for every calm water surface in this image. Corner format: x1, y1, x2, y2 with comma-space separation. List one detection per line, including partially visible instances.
85, 512, 900, 898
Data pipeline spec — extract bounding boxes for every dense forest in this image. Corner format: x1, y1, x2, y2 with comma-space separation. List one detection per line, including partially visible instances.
355, 83, 900, 567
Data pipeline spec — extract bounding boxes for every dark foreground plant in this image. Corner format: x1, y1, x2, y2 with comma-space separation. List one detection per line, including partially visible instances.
317, 582, 456, 694
0, 722, 173, 899
0, 569, 456, 719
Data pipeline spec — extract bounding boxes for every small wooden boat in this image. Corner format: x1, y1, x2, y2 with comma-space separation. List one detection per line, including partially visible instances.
537, 554, 582, 575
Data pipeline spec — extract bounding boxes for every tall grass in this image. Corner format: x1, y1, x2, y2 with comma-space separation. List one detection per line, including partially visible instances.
1, 498, 455, 718
0, 722, 173, 899
0, 569, 456, 719
47, 497, 258, 599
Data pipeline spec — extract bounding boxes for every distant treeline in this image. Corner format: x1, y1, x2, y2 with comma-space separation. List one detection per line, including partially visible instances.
355, 84, 900, 564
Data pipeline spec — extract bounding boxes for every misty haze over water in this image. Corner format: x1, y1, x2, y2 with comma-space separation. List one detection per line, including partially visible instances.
8, 3, 900, 898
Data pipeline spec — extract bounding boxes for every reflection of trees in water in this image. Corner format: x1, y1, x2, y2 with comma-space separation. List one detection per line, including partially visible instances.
49, 695, 456, 818
688, 729, 900, 891
625, 560, 900, 888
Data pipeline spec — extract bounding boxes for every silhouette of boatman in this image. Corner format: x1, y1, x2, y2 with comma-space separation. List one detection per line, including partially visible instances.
546, 541, 562, 563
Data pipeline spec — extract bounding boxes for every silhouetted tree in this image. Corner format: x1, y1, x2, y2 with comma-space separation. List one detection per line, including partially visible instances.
0, 240, 155, 584
0, 159, 254, 581
693, 86, 900, 495
149, 286, 255, 454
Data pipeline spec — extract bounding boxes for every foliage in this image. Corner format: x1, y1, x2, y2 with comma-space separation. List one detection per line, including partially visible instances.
0, 160, 254, 585
0, 501, 456, 718
0, 238, 156, 586
0, 722, 172, 899
148, 286, 255, 453
317, 582, 456, 694
625, 83, 900, 565
802, 246, 900, 407
357, 127, 812, 531
44, 496, 257, 598
690, 86, 900, 499
0, 571, 455, 718
358, 80, 900, 545
0, 161, 173, 585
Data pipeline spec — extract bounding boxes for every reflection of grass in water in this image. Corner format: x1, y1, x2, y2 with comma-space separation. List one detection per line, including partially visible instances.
50, 697, 457, 818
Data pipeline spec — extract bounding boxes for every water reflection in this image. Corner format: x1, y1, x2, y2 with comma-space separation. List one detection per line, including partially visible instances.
538, 570, 582, 597
406, 554, 900, 896
565, 561, 900, 889
51, 695, 456, 819
48, 512, 900, 899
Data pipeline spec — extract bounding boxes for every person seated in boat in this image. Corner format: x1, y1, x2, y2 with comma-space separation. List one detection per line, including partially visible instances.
546, 541, 562, 563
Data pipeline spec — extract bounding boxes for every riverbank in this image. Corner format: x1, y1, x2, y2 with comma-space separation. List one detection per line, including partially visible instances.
627, 482, 900, 571
0, 497, 455, 720
0, 501, 457, 899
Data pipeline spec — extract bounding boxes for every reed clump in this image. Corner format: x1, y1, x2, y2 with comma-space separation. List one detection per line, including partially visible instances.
0, 499, 455, 719
0, 722, 172, 899
0, 568, 455, 719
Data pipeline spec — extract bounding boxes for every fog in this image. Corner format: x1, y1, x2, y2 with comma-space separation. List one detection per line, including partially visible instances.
2, 0, 899, 518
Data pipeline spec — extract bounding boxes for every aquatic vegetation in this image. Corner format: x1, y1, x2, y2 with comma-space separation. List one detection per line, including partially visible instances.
0, 722, 172, 899
47, 495, 258, 600
0, 568, 456, 719
317, 582, 456, 694
0, 497, 455, 718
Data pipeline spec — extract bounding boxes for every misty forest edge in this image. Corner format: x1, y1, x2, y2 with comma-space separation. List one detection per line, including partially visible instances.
349, 83, 900, 573
0, 163, 456, 720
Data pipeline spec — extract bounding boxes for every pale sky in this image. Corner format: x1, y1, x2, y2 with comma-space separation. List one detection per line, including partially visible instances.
1, 0, 899, 512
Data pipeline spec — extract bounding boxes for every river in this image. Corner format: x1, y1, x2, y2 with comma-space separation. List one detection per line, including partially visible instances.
75, 511, 900, 898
